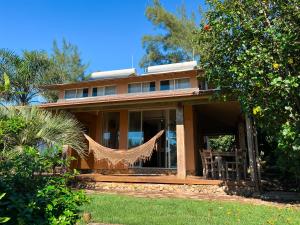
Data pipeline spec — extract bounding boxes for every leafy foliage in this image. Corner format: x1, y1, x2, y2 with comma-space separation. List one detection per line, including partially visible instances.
0, 39, 89, 105
0, 73, 10, 95
209, 135, 235, 152
0, 49, 51, 105
42, 39, 90, 102
140, 0, 197, 68
0, 146, 87, 225
0, 193, 10, 224
195, 0, 300, 180
0, 106, 86, 156
51, 39, 89, 82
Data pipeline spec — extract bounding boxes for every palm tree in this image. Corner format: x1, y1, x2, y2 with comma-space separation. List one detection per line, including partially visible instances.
0, 49, 51, 105
0, 73, 10, 107
0, 106, 86, 156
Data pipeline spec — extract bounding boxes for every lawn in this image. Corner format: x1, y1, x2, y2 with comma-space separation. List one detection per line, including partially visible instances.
79, 193, 300, 225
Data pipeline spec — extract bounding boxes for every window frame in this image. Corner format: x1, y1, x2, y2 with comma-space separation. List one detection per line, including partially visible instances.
92, 85, 117, 97
64, 87, 89, 99
128, 81, 156, 94
160, 77, 191, 91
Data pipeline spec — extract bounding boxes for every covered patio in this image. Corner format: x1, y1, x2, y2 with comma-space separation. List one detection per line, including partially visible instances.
64, 100, 260, 189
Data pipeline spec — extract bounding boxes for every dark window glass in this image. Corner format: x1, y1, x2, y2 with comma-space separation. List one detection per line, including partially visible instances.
83, 88, 89, 97
160, 80, 171, 91
149, 82, 155, 91
92, 87, 97, 96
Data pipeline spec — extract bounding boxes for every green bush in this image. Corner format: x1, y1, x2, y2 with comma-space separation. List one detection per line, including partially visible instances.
209, 135, 235, 152
0, 146, 87, 225
0, 193, 10, 224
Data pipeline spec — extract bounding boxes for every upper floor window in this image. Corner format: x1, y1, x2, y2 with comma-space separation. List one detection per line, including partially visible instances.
160, 78, 190, 91
92, 86, 116, 97
128, 82, 155, 93
64, 88, 88, 99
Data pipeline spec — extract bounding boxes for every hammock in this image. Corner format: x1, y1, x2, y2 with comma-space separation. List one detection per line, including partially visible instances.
84, 130, 164, 166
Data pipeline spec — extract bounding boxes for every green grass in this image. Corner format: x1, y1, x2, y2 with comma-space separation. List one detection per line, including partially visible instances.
79, 193, 299, 225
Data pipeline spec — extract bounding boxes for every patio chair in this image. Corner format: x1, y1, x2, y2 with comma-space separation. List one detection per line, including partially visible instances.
225, 148, 247, 181
200, 149, 218, 179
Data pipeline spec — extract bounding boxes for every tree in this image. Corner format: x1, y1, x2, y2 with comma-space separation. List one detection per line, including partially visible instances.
195, 0, 300, 180
140, 0, 198, 68
42, 39, 89, 102
0, 106, 86, 156
51, 39, 88, 82
0, 49, 51, 105
0, 73, 10, 105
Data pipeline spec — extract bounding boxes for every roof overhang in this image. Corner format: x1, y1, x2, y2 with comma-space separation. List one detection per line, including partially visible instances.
39, 88, 215, 110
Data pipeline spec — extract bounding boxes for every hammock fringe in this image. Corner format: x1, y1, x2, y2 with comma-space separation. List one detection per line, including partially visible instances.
84, 130, 164, 166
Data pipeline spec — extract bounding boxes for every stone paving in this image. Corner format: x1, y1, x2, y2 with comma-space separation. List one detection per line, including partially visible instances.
81, 182, 300, 208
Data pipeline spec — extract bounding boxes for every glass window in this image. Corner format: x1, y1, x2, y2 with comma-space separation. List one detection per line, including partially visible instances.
128, 83, 142, 93
142, 82, 155, 92
175, 78, 190, 89
105, 86, 116, 95
160, 80, 172, 91
83, 88, 89, 97
92, 87, 104, 96
64, 90, 76, 99
129, 82, 156, 93
92, 86, 116, 96
75, 88, 89, 98
168, 109, 177, 168
102, 112, 120, 149
92, 87, 98, 96
128, 112, 143, 148
76, 89, 83, 98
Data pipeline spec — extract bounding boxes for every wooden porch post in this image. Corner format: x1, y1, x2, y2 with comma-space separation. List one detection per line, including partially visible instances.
245, 115, 260, 191
119, 110, 128, 149
176, 103, 186, 179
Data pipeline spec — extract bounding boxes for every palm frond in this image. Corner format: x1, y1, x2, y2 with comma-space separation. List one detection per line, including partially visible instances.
0, 106, 87, 156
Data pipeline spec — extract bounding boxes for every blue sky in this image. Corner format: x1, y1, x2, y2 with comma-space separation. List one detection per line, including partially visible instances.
1, 0, 205, 74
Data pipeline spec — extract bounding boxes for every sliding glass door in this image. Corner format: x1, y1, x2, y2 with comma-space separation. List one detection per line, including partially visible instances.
102, 112, 120, 149
128, 109, 177, 168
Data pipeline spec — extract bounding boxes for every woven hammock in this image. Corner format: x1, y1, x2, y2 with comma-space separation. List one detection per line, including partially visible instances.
84, 130, 164, 166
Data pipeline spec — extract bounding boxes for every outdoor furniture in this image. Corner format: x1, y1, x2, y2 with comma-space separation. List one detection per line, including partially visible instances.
200, 149, 218, 179
211, 151, 235, 179
225, 148, 247, 180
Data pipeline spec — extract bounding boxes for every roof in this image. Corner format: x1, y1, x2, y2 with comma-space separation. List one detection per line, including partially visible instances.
39, 88, 215, 109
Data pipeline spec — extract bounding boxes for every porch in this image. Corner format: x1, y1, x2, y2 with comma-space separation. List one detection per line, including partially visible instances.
67, 99, 260, 188
75, 173, 253, 186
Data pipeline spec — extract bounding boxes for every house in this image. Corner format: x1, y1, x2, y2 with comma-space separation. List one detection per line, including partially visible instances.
40, 61, 260, 186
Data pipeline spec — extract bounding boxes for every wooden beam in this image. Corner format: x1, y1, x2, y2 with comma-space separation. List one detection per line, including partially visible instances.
238, 121, 247, 150
119, 110, 128, 149
184, 105, 196, 175
253, 123, 262, 183
245, 115, 260, 191
176, 103, 186, 178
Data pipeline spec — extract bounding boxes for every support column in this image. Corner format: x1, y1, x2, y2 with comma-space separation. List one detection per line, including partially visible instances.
245, 115, 260, 191
119, 110, 128, 149
238, 121, 247, 151
176, 103, 186, 179
184, 105, 196, 175
94, 112, 102, 143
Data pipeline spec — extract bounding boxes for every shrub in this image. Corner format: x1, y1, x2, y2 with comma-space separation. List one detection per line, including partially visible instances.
0, 146, 87, 225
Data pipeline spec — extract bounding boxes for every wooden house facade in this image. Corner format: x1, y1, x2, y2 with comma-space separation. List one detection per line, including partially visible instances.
40, 62, 260, 186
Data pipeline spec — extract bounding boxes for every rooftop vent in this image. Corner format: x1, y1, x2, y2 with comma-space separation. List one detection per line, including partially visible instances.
90, 68, 136, 80
147, 61, 197, 74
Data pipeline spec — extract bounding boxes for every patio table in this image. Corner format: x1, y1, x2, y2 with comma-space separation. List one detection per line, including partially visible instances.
212, 151, 235, 179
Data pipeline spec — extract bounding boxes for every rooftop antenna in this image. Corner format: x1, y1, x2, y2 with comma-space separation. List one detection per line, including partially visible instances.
131, 55, 134, 68
192, 48, 195, 61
